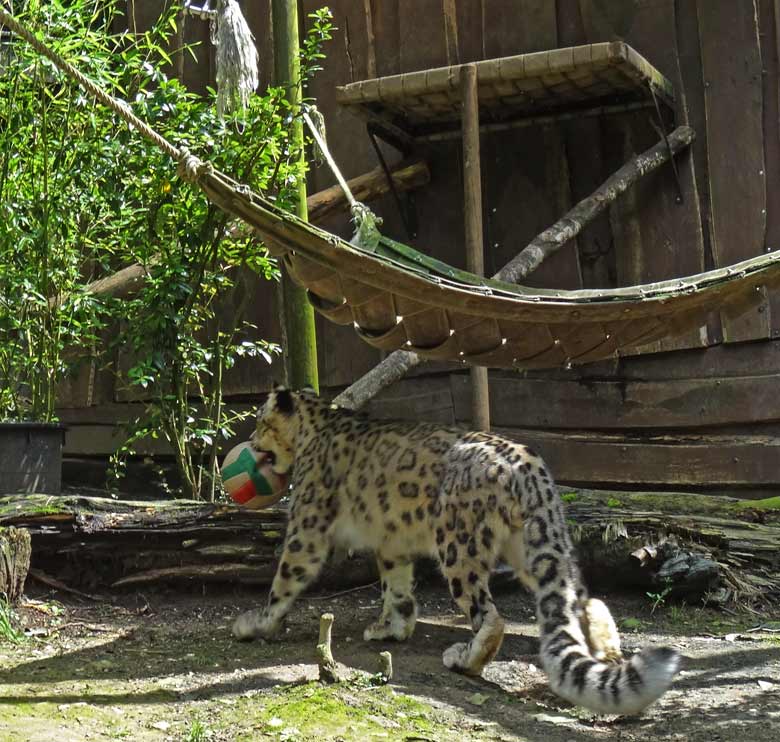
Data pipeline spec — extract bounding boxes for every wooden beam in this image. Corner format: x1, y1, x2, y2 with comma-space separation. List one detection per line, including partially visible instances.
495, 426, 780, 487
450, 371, 780, 430
306, 159, 429, 223
460, 63, 490, 431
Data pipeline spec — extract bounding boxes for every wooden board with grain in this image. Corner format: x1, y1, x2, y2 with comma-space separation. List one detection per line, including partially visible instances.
450, 371, 780, 430
759, 0, 780, 339
482, 1, 583, 292
496, 426, 780, 487
696, 0, 770, 342
579, 0, 708, 353
557, 0, 616, 290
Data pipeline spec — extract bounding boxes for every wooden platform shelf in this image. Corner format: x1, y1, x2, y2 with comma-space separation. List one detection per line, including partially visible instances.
337, 42, 675, 142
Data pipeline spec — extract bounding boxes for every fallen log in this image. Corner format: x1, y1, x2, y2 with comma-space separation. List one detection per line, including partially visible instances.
565, 489, 780, 606
1, 490, 777, 606
0, 494, 374, 591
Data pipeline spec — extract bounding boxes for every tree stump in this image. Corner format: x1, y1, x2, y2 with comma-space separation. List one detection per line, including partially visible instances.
0, 527, 31, 603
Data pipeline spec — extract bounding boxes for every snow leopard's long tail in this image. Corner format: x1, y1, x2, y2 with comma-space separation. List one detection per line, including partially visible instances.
537, 599, 680, 715
518, 456, 680, 715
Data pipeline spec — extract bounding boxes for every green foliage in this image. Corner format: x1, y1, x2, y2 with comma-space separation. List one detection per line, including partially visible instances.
103, 5, 334, 500
560, 491, 578, 503
0, 594, 25, 645
184, 719, 207, 742
646, 582, 674, 614
0, 0, 125, 421
619, 616, 645, 632
0, 0, 334, 499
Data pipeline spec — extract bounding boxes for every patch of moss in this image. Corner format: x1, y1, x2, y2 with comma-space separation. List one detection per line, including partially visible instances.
560, 492, 578, 503
219, 679, 469, 741
735, 496, 780, 511
570, 489, 780, 519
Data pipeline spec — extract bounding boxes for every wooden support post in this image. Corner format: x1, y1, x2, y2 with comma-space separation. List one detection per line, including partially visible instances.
273, 0, 319, 392
461, 64, 490, 431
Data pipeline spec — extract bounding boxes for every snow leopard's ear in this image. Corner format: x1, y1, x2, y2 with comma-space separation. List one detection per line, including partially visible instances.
300, 385, 318, 397
272, 386, 295, 416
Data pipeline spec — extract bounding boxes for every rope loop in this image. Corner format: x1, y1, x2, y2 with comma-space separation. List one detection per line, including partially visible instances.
176, 148, 212, 183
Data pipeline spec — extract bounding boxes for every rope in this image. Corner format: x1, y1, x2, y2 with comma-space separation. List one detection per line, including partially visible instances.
0, 6, 208, 183
302, 109, 383, 250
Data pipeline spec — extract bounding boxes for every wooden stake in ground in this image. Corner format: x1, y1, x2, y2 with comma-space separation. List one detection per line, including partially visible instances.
317, 612, 340, 683
378, 651, 393, 683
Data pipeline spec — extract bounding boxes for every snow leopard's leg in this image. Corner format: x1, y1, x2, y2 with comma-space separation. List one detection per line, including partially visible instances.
363, 556, 417, 641
233, 500, 332, 641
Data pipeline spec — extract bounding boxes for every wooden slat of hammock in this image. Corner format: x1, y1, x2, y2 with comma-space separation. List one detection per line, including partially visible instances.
197, 168, 780, 370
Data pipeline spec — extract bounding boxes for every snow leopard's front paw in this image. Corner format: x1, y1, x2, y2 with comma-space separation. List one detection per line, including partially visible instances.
232, 609, 279, 641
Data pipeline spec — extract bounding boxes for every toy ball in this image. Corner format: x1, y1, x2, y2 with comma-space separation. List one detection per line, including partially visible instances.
221, 441, 288, 509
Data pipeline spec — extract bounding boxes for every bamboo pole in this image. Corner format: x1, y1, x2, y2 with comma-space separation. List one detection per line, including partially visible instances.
272, 0, 319, 392
460, 64, 490, 431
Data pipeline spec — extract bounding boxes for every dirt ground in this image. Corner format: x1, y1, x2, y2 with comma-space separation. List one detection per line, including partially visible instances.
1, 579, 779, 742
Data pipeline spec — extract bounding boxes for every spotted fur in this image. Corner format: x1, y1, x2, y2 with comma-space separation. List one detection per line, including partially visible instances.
232, 389, 680, 715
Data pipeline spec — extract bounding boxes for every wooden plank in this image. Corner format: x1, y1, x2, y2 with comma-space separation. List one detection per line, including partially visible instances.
760, 0, 780, 338
454, 0, 484, 63
580, 0, 709, 353
494, 427, 780, 487
556, 0, 616, 290
58, 402, 254, 426
673, 0, 723, 345
697, 0, 770, 342
522, 336, 780, 382
398, 0, 450, 72
442, 0, 460, 65
481, 0, 556, 56
246, 0, 274, 92
364, 376, 455, 423
369, 0, 400, 77
482, 2, 583, 292
450, 371, 780, 430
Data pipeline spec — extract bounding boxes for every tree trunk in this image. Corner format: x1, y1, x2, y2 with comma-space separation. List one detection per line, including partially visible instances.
0, 527, 32, 603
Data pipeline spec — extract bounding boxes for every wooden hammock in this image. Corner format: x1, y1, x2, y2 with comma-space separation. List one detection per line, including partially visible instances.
4, 8, 780, 370
199, 168, 780, 368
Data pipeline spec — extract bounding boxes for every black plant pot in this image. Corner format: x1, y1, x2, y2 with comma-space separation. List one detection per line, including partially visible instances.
0, 422, 66, 495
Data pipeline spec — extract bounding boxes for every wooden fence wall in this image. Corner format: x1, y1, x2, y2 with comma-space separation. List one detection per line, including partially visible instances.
58, 1, 780, 491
